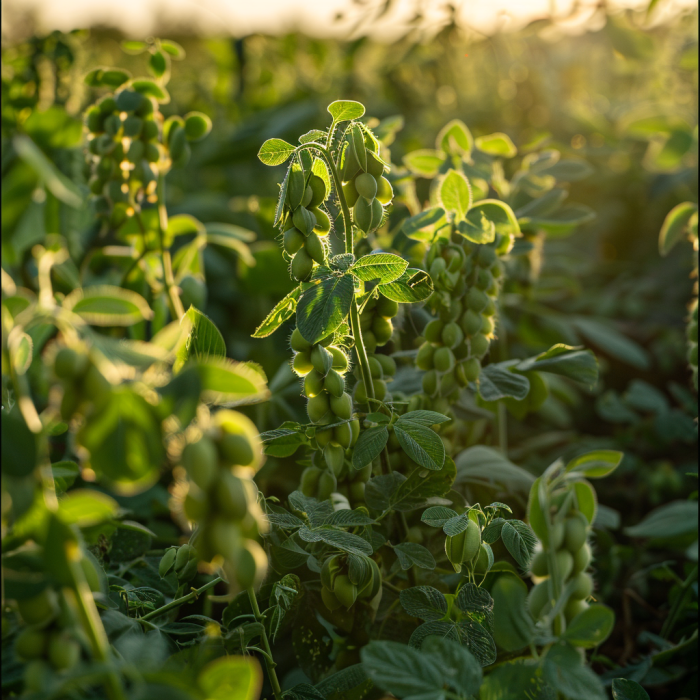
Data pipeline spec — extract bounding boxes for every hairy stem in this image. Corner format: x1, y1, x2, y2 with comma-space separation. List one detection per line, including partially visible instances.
155, 173, 184, 319
247, 588, 283, 700
139, 576, 222, 622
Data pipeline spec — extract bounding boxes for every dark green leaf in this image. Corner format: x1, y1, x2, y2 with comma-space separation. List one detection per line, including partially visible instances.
394, 419, 445, 470
393, 543, 436, 571
515, 344, 598, 387
297, 274, 354, 344
379, 268, 433, 303
253, 286, 302, 339
479, 364, 530, 402
352, 426, 389, 470
612, 679, 651, 700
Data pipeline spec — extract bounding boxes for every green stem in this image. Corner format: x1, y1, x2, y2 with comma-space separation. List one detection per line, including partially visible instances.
67, 555, 126, 700
155, 174, 184, 319
247, 588, 283, 700
139, 576, 222, 622
660, 565, 698, 639
496, 306, 508, 454
300, 141, 376, 402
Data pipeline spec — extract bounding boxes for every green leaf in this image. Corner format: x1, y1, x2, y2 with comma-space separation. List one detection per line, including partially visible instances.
565, 450, 623, 478
457, 213, 496, 244
482, 518, 505, 544
205, 225, 255, 265
491, 575, 534, 652
84, 67, 131, 87
327, 100, 365, 122
455, 446, 534, 493
624, 500, 699, 538
563, 604, 615, 648
299, 130, 327, 144
454, 583, 497, 665
296, 274, 354, 344
572, 318, 650, 370
500, 521, 537, 571
148, 51, 167, 78
184, 111, 213, 142
436, 119, 473, 156
438, 169, 472, 221
9, 331, 32, 374
394, 543, 436, 571
351, 124, 367, 171
360, 641, 445, 699
174, 306, 226, 372
421, 505, 459, 527
77, 388, 164, 495
64, 285, 152, 326
198, 655, 262, 700
314, 665, 371, 699
515, 344, 598, 386
324, 509, 375, 527
475, 132, 517, 158
612, 678, 651, 700
1, 406, 37, 477
314, 529, 373, 556
479, 364, 531, 402
543, 643, 606, 700
403, 149, 444, 177
540, 158, 594, 182
379, 268, 433, 303
467, 200, 520, 238
401, 410, 450, 426
196, 358, 269, 407
253, 286, 302, 339
392, 458, 456, 512
130, 79, 169, 103
352, 426, 389, 470
52, 461, 79, 495
13, 135, 83, 208
364, 472, 405, 511
349, 253, 408, 284
409, 620, 460, 649
121, 41, 148, 54
258, 138, 297, 166
480, 660, 551, 700
394, 419, 445, 471
402, 207, 447, 241
531, 204, 596, 236
58, 490, 119, 527
261, 426, 308, 458
160, 40, 185, 59
659, 202, 697, 256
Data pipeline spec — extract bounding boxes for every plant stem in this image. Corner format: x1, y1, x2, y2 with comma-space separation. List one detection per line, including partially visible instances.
660, 565, 698, 639
67, 553, 127, 700
139, 576, 222, 622
247, 588, 283, 700
155, 173, 184, 319
496, 306, 508, 454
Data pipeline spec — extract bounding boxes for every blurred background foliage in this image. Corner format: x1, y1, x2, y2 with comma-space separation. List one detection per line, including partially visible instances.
2, 3, 698, 692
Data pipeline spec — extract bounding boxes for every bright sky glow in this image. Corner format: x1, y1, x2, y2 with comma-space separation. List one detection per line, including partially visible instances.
2, 0, 697, 43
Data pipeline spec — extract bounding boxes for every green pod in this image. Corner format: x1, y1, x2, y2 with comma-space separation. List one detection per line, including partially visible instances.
353, 197, 373, 232
302, 185, 313, 208
328, 346, 349, 372
372, 317, 393, 345
291, 327, 311, 352
311, 207, 331, 236
376, 176, 393, 205
333, 574, 358, 609
159, 548, 178, 578
292, 350, 313, 376
324, 369, 345, 398
564, 512, 589, 553
286, 167, 305, 209
304, 369, 325, 398
433, 347, 455, 373
572, 543, 592, 576
469, 333, 490, 359
291, 248, 314, 282
366, 151, 384, 178
214, 471, 249, 520
461, 309, 483, 337
466, 287, 489, 313
556, 550, 574, 581
307, 393, 330, 423
330, 392, 353, 420
321, 555, 343, 590
324, 443, 345, 476
355, 172, 377, 200
334, 422, 353, 449
174, 544, 195, 573
15, 628, 48, 661
308, 175, 327, 207
528, 580, 551, 621
375, 354, 396, 378
321, 585, 343, 611
342, 179, 359, 208
311, 344, 333, 375
17, 589, 58, 626
422, 369, 438, 396
219, 433, 255, 468
424, 319, 444, 344
48, 632, 81, 671
305, 232, 325, 264
300, 466, 322, 496
441, 322, 464, 349
416, 342, 435, 370
293, 206, 317, 235
181, 437, 219, 491
317, 471, 337, 501
530, 550, 548, 577
283, 228, 305, 255
341, 141, 361, 181
570, 572, 593, 600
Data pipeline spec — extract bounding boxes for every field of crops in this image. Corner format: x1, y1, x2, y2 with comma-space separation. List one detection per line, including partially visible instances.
1, 4, 698, 699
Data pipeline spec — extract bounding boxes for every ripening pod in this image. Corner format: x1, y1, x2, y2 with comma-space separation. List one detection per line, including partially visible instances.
317, 470, 337, 501
528, 580, 551, 621
307, 174, 327, 207
287, 166, 306, 209
214, 471, 249, 520
283, 228, 305, 255
302, 185, 313, 208
564, 512, 589, 553
469, 333, 490, 359
159, 548, 178, 578
308, 393, 330, 423
301, 466, 322, 496
213, 410, 262, 470
324, 369, 345, 398
322, 585, 343, 611
293, 350, 313, 375
330, 392, 353, 420
350, 418, 360, 446
324, 443, 345, 476
311, 344, 333, 374
417, 342, 435, 370
321, 555, 344, 590
291, 327, 312, 352
315, 425, 333, 447
355, 172, 378, 201
305, 232, 325, 264
181, 437, 219, 491
376, 176, 393, 205
341, 141, 361, 181
333, 421, 353, 449
333, 574, 358, 609
293, 207, 317, 236
445, 520, 481, 573
343, 179, 359, 208
311, 207, 331, 236
292, 248, 314, 282
376, 295, 399, 319
233, 539, 267, 591
353, 197, 373, 232
375, 354, 396, 377
372, 317, 393, 345
366, 151, 384, 178
433, 347, 456, 374
305, 369, 325, 398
